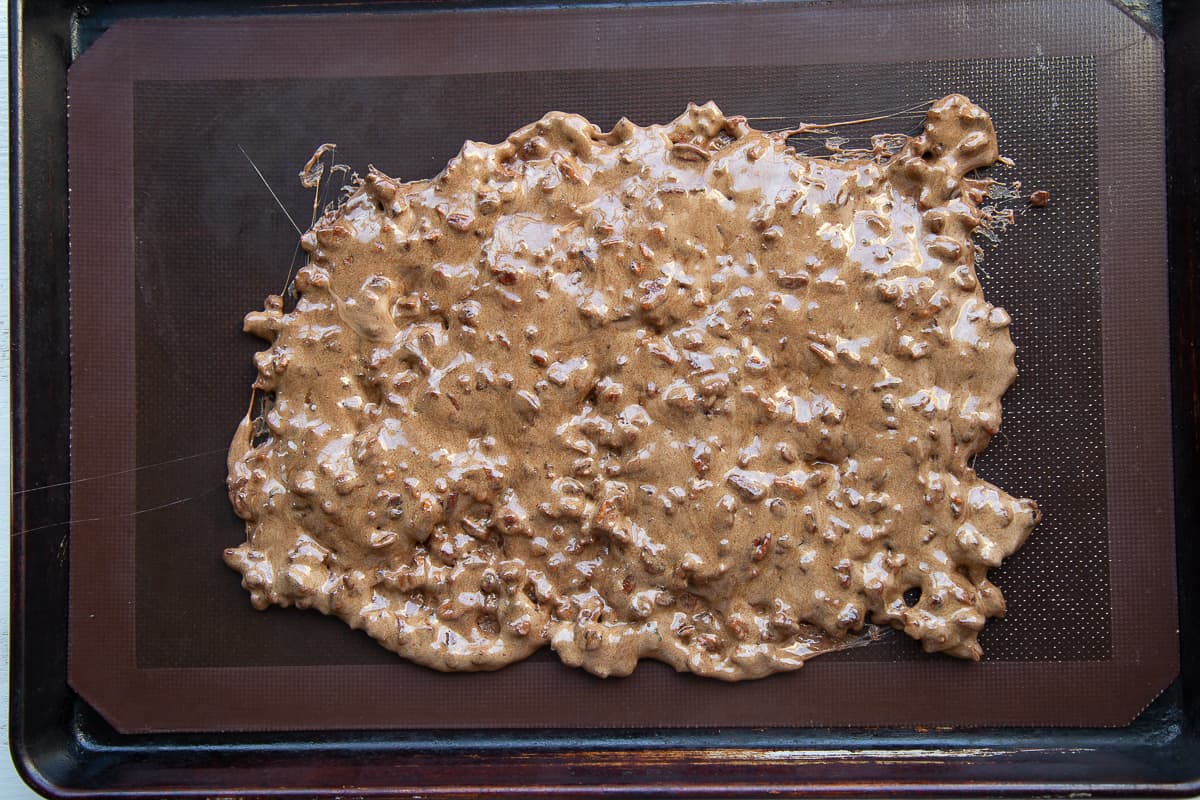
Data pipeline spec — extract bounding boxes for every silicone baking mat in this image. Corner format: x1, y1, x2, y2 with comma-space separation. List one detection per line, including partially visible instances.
66, 0, 1176, 732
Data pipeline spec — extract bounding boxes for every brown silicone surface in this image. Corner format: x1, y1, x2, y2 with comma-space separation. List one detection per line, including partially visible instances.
65, 0, 1177, 731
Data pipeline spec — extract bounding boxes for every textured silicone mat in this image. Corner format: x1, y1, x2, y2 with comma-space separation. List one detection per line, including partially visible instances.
66, 0, 1176, 732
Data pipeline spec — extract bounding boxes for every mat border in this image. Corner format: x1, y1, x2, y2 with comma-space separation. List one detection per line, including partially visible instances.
67, 0, 1175, 733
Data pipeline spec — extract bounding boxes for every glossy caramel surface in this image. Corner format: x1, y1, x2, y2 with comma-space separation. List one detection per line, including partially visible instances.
226, 94, 1038, 678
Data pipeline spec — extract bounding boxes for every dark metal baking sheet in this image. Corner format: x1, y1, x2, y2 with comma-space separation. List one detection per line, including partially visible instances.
11, 0, 1200, 796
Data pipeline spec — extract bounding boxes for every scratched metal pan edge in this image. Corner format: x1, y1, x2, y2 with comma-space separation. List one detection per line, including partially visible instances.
10, 0, 1200, 796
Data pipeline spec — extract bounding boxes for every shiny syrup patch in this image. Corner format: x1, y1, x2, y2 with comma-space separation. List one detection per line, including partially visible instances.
226, 94, 1039, 679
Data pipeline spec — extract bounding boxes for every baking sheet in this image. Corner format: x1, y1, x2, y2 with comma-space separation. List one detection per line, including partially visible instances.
65, 0, 1176, 732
